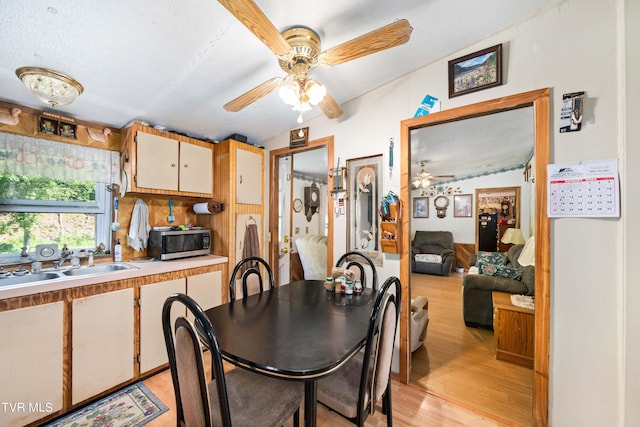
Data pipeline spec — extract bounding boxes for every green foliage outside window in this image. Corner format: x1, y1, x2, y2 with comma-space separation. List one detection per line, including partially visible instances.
0, 174, 97, 255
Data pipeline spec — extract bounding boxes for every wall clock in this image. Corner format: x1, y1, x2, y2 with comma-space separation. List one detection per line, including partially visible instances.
434, 195, 449, 218
292, 198, 303, 213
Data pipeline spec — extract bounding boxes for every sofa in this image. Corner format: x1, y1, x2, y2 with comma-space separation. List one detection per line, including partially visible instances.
411, 230, 454, 276
462, 244, 535, 329
295, 234, 328, 280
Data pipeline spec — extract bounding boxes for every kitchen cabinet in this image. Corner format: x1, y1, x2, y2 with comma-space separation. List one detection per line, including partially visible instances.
187, 270, 223, 318
139, 278, 186, 374
199, 138, 264, 298
236, 148, 263, 205
72, 288, 134, 405
120, 122, 213, 197
139, 271, 222, 373
0, 260, 226, 424
0, 302, 64, 427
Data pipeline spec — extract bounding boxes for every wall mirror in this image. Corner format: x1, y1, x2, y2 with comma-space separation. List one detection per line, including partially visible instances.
400, 89, 550, 426
269, 137, 334, 286
346, 154, 383, 266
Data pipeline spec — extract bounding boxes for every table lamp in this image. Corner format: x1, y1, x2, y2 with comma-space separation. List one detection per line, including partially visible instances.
501, 228, 525, 245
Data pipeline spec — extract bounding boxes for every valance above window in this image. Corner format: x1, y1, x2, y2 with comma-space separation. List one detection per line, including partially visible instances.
0, 132, 119, 184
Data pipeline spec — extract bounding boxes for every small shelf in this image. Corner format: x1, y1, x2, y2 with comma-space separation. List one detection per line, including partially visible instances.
380, 200, 401, 254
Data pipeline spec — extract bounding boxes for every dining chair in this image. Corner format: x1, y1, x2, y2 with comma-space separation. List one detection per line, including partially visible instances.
316, 276, 402, 426
335, 251, 379, 290
162, 293, 302, 427
229, 256, 275, 301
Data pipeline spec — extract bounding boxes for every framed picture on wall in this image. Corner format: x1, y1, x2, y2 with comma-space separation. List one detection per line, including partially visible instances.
413, 197, 429, 218
454, 194, 473, 217
448, 44, 503, 98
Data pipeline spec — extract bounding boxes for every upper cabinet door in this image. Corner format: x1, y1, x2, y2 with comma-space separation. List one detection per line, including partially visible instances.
236, 148, 263, 205
136, 132, 179, 191
179, 141, 212, 194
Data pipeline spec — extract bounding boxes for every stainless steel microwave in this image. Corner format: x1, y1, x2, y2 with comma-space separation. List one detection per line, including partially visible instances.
148, 228, 211, 260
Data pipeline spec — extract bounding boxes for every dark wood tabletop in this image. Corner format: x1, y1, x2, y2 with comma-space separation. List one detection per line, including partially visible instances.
204, 280, 376, 427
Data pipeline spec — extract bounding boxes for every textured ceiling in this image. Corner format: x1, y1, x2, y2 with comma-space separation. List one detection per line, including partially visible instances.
0, 0, 561, 148
410, 106, 535, 184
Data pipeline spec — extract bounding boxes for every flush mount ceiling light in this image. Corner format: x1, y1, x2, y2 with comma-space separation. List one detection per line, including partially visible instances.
15, 67, 84, 107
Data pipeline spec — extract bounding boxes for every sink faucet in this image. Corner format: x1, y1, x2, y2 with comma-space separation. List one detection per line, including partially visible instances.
54, 245, 72, 270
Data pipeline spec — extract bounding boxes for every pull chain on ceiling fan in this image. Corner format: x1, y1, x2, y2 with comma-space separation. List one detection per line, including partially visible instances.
218, 0, 413, 122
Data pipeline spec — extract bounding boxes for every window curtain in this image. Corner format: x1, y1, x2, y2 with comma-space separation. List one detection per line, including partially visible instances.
0, 132, 119, 184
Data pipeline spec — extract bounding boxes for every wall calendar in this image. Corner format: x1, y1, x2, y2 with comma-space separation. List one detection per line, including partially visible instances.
547, 159, 619, 218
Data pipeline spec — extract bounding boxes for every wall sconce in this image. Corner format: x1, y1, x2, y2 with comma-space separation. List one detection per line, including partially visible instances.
16, 67, 84, 107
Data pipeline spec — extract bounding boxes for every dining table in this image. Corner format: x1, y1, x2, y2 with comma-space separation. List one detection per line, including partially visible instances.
204, 279, 377, 427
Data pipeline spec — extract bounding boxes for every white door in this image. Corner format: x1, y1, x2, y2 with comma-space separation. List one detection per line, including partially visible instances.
278, 155, 292, 285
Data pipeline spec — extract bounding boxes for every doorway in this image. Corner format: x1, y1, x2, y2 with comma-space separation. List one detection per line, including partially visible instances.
399, 89, 551, 426
268, 136, 334, 284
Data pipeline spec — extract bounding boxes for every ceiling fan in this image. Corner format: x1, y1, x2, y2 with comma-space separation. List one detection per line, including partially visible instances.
412, 161, 454, 189
219, 0, 413, 122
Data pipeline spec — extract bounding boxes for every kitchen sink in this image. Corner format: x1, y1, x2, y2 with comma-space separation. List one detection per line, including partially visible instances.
0, 263, 138, 287
0, 272, 64, 287
61, 263, 137, 277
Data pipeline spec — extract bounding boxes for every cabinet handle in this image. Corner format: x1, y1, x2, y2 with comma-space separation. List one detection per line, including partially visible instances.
171, 163, 176, 167
239, 175, 243, 184
183, 164, 188, 168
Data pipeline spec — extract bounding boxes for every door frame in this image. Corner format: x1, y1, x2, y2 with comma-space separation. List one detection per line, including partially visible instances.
268, 136, 334, 284
399, 89, 550, 426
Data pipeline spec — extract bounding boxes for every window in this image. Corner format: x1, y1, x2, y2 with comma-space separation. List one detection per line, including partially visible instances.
0, 133, 119, 262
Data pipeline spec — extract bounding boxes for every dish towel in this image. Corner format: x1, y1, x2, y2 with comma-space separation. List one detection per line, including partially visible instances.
241, 223, 260, 275
127, 199, 151, 251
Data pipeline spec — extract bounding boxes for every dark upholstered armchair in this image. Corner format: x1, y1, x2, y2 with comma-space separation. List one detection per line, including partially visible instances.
411, 231, 454, 276
462, 244, 535, 329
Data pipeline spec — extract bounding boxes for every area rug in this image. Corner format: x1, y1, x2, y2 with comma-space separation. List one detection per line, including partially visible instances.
44, 382, 168, 427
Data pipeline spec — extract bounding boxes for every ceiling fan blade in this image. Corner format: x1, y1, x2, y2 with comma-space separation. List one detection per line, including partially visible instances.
218, 0, 291, 56
320, 19, 413, 66
318, 91, 343, 119
224, 77, 283, 112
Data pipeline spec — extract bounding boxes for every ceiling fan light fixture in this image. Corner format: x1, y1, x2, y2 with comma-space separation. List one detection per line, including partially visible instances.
279, 78, 300, 106
305, 80, 326, 105
15, 66, 83, 107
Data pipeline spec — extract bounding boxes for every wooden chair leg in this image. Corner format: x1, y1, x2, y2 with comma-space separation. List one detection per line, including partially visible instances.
293, 408, 300, 427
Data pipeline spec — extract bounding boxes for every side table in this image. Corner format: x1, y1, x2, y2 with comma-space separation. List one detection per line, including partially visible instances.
492, 291, 534, 367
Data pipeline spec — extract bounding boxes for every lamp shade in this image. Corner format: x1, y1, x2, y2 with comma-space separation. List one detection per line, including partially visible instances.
518, 235, 535, 266
501, 228, 525, 245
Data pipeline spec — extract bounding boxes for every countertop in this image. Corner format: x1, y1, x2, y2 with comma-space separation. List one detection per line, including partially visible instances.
0, 254, 228, 300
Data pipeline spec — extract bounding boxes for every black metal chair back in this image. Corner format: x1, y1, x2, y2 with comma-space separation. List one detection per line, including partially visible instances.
335, 251, 379, 290
162, 293, 231, 427
229, 256, 274, 301
358, 276, 401, 423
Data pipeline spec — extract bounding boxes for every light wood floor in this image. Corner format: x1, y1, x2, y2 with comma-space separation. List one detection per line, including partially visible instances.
410, 272, 533, 426
143, 354, 513, 426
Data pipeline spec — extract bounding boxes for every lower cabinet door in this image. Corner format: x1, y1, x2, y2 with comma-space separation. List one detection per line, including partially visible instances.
0, 302, 64, 426
187, 271, 222, 321
72, 288, 134, 405
139, 278, 186, 373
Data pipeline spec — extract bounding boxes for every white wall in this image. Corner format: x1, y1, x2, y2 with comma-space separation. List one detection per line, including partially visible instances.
262, 0, 636, 424
410, 169, 532, 244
